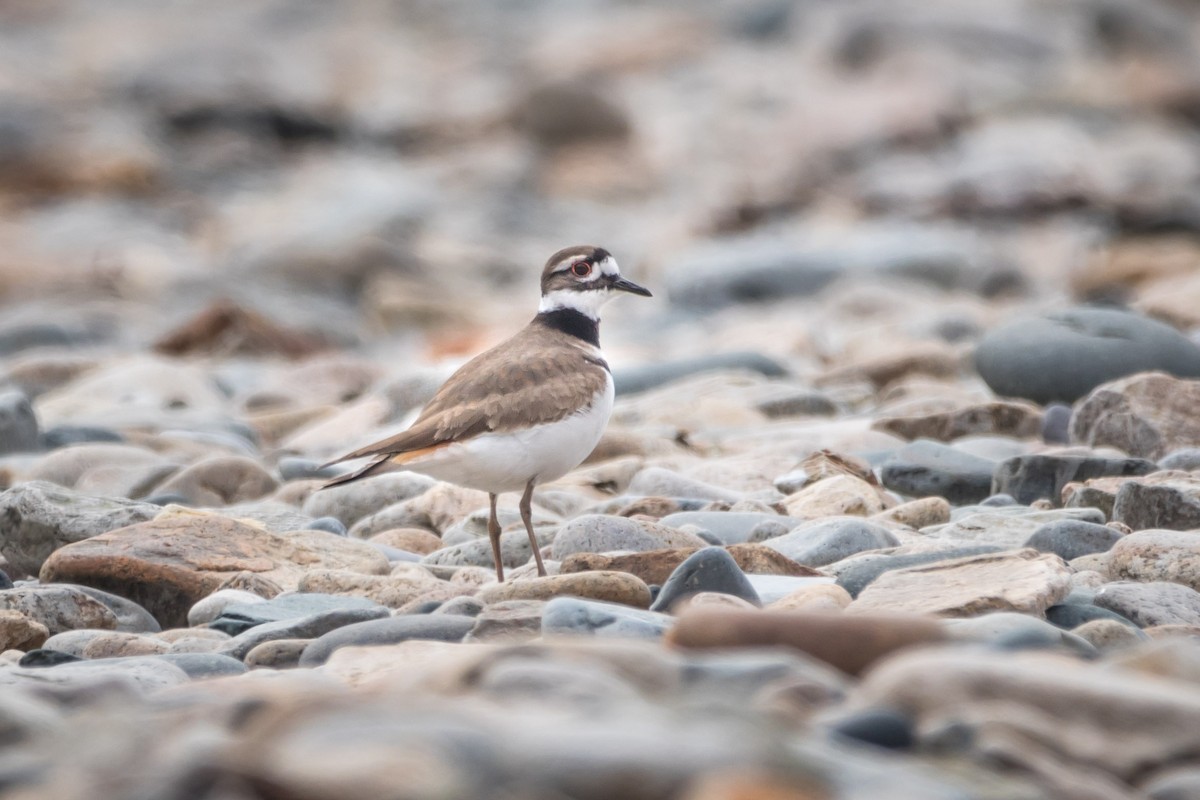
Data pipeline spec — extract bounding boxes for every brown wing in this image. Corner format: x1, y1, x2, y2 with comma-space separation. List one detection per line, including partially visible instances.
325, 325, 608, 464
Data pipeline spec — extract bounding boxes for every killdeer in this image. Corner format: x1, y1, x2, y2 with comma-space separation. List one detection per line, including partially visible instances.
322, 245, 651, 581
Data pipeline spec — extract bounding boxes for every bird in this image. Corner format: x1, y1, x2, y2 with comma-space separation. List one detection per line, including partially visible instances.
321, 245, 652, 581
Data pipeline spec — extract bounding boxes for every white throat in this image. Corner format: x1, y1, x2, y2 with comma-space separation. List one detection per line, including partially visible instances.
538, 288, 611, 318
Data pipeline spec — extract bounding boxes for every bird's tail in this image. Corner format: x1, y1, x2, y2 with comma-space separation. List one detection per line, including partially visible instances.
320, 456, 394, 489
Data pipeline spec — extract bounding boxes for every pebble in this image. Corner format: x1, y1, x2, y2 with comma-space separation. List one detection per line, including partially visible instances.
558, 544, 815, 586
993, 453, 1157, 507
478, 571, 652, 608
187, 589, 265, 627
1108, 530, 1200, 591
1071, 619, 1146, 652
1094, 581, 1200, 627
782, 474, 890, 518
244, 638, 311, 669
832, 545, 1002, 598
1071, 372, 1200, 460
849, 549, 1071, 617
872, 400, 1042, 443
612, 352, 786, 395
760, 517, 899, 567
220, 606, 391, 661
627, 467, 744, 503
300, 472, 437, 528
151, 455, 278, 507
464, 600, 546, 643
0, 585, 118, 634
422, 525, 554, 571
921, 508, 1103, 549
649, 547, 760, 612
657, 512, 803, 546
766, 583, 852, 612
878, 440, 996, 505
1023, 519, 1124, 561
0, 390, 40, 454
551, 515, 708, 560
296, 568, 443, 609
541, 597, 674, 639
974, 307, 1200, 404
1112, 477, 1200, 531
298, 614, 476, 666
306, 516, 348, 536
1159, 448, 1200, 472
369, 528, 443, 555
209, 592, 387, 635
0, 609, 49, 651
1041, 403, 1072, 444
827, 707, 915, 750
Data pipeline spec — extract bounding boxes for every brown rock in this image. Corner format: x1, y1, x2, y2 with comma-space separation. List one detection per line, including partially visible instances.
820, 343, 960, 389
216, 571, 284, 598
873, 400, 1043, 442
674, 592, 758, 613
1070, 372, 1200, 460
559, 545, 818, 586
783, 475, 891, 518
0, 609, 48, 651
477, 571, 651, 608
767, 584, 852, 613
150, 456, 279, 507
464, 599, 545, 643
0, 585, 117, 635
1111, 473, 1200, 531
80, 631, 171, 659
872, 497, 951, 529
668, 607, 947, 676
616, 496, 684, 518
368, 528, 443, 555
297, 568, 444, 609
787, 450, 877, 489
154, 299, 325, 359
1074, 235, 1200, 298
1136, 270, 1200, 330
40, 512, 390, 627
245, 639, 311, 669
1070, 619, 1143, 652
849, 549, 1072, 617
1108, 529, 1200, 590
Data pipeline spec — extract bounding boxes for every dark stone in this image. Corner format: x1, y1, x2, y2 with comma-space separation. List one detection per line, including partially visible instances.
974, 307, 1200, 404
613, 352, 787, 396
220, 607, 392, 661
209, 593, 385, 636
1113, 482, 1200, 531
307, 516, 347, 536
1024, 519, 1123, 561
835, 546, 1002, 597
756, 391, 836, 419
879, 440, 996, 505
39, 425, 123, 450
1041, 404, 1072, 444
0, 569, 11, 590
299, 614, 476, 666
67, 585, 161, 633
0, 391, 40, 455
18, 649, 81, 667
992, 454, 1157, 506
649, 547, 760, 612
1045, 603, 1136, 630
829, 708, 915, 750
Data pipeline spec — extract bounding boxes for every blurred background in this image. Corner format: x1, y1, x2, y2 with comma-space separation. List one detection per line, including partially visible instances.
1, 0, 1199, 369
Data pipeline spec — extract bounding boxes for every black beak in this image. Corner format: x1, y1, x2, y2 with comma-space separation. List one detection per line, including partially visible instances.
610, 276, 652, 297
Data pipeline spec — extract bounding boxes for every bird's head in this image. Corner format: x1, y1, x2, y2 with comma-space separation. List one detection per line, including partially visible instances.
539, 245, 652, 318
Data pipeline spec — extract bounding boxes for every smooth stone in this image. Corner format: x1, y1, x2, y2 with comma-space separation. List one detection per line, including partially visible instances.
613, 352, 786, 395
40, 512, 390, 627
833, 545, 1002, 598
626, 467, 743, 503
766, 583, 853, 612
669, 607, 947, 676
244, 638, 311, 668
1042, 404, 1072, 444
187, 589, 265, 627
434, 596, 484, 617
1113, 479, 1200, 531
464, 600, 546, 643
974, 307, 1200, 404
1094, 581, 1200, 627
0, 390, 40, 454
219, 606, 392, 661
80, 631, 171, 659
18, 649, 81, 667
993, 454, 1157, 507
873, 400, 1042, 443
0, 655, 190, 692
657, 512, 803, 545
541, 597, 673, 639
1108, 530, 1200, 591
743, 575, 838, 605
346, 482, 491, 537
478, 571, 652, 608
849, 549, 1072, 617
871, 497, 951, 529
828, 708, 915, 750
155, 652, 247, 677
0, 481, 160, 577
210, 593, 387, 636
649, 547, 760, 612
299, 614, 475, 666
923, 508, 1105, 549
422, 526, 555, 571
1144, 767, 1200, 800
878, 440, 996, 505
945, 612, 1097, 657
760, 517, 899, 567
301, 472, 436, 528
0, 585, 118, 635
1160, 448, 1200, 472
1045, 602, 1136, 630
307, 516, 348, 536
0, 609, 48, 651
1023, 519, 1124, 561
558, 544, 817, 586
277, 457, 341, 482
152, 455, 278, 507
369, 528, 443, 555
551, 515, 708, 560
296, 568, 444, 609
0, 569, 11, 590
782, 474, 890, 518
1071, 372, 1200, 460
1071, 619, 1148, 652
756, 389, 836, 418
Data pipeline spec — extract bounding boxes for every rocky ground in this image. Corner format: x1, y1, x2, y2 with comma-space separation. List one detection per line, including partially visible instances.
4, 1, 1200, 799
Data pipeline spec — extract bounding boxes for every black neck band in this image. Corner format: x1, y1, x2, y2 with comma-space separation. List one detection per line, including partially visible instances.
535, 308, 600, 347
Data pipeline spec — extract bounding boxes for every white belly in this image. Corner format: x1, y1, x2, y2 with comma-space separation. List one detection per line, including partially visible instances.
403, 377, 614, 494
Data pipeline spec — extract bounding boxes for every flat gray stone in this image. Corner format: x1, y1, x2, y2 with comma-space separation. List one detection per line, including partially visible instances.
761, 517, 899, 567
299, 614, 475, 666
1094, 581, 1200, 627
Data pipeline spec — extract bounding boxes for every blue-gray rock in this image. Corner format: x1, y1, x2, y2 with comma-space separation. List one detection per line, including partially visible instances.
0, 569, 11, 590
974, 307, 1200, 404
626, 468, 743, 503
18, 649, 81, 667
879, 440, 996, 505
423, 525, 555, 570
155, 652, 247, 678
761, 517, 899, 567
992, 454, 1157, 506
307, 516, 348, 536
0, 655, 190, 692
978, 493, 1017, 507
39, 425, 123, 450
219, 606, 391, 661
209, 593, 386, 636
1041, 404, 1072, 444
278, 456, 341, 481
0, 481, 160, 577
650, 547, 760, 612
142, 493, 193, 507
68, 585, 160, 633
541, 597, 673, 639
302, 471, 437, 528
658, 512, 803, 545
1112, 481, 1200, 531
1159, 448, 1200, 472
1023, 519, 1123, 561
828, 708, 915, 750
1094, 581, 1200, 627
946, 613, 1097, 658
613, 352, 786, 395
0, 322, 78, 355
299, 614, 476, 666
1045, 602, 1136, 630
0, 390, 39, 454
834, 546, 1002, 597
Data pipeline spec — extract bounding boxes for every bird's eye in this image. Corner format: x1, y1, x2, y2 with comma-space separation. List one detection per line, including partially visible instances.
571, 261, 592, 277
